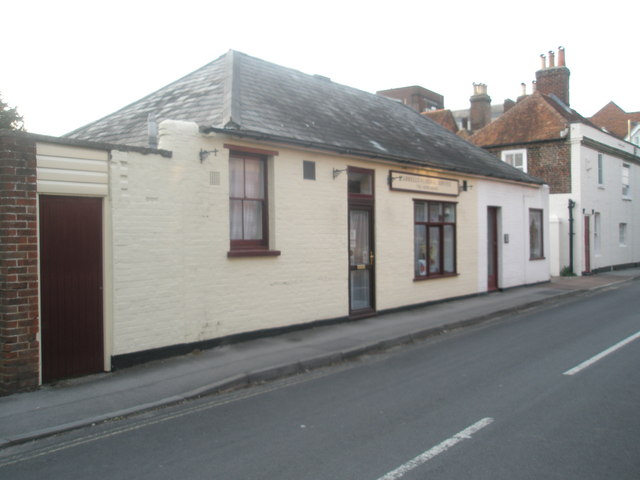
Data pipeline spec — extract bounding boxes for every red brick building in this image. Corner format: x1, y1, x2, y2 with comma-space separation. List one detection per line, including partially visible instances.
0, 130, 40, 395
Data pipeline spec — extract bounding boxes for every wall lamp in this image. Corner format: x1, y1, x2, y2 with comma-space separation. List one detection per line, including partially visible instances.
333, 168, 347, 179
199, 148, 219, 163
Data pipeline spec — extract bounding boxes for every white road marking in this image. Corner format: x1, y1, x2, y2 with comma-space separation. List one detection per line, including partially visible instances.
375, 417, 494, 480
563, 330, 640, 376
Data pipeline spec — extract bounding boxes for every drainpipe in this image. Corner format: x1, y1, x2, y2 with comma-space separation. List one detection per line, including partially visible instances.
568, 199, 575, 274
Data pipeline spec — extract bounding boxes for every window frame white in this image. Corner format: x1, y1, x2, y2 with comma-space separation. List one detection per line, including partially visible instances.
501, 149, 527, 173
622, 164, 631, 198
619, 223, 628, 247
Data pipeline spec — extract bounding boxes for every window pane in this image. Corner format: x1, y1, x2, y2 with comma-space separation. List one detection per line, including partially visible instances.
303, 160, 316, 180
244, 158, 264, 199
429, 203, 443, 222
415, 224, 427, 276
348, 171, 373, 195
415, 202, 427, 222
349, 209, 370, 265
598, 154, 604, 185
243, 200, 263, 240
444, 225, 455, 273
350, 270, 370, 310
620, 223, 627, 246
443, 203, 455, 222
529, 210, 543, 259
514, 153, 523, 168
229, 157, 244, 197
230, 199, 243, 240
622, 165, 630, 196
429, 226, 441, 273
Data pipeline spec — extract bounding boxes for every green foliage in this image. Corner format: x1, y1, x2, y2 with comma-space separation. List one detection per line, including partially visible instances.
560, 265, 576, 277
0, 92, 25, 131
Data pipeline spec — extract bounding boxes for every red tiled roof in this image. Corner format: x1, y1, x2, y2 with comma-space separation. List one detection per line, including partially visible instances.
422, 109, 458, 133
590, 102, 640, 139
469, 91, 590, 147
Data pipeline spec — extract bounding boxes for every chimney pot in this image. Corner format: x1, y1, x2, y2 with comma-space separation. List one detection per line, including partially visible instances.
558, 46, 566, 67
535, 48, 570, 105
521, 82, 527, 96
540, 54, 546, 69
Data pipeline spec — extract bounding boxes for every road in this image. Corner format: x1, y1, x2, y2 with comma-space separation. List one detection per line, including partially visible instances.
2, 281, 639, 479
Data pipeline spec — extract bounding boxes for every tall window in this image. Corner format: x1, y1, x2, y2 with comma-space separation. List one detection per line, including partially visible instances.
620, 223, 628, 246
597, 153, 604, 185
622, 164, 631, 197
529, 209, 544, 259
414, 201, 456, 278
501, 149, 527, 172
229, 152, 267, 249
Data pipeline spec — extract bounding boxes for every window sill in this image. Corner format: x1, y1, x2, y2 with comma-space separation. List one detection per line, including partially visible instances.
413, 272, 458, 282
529, 256, 546, 261
227, 249, 281, 258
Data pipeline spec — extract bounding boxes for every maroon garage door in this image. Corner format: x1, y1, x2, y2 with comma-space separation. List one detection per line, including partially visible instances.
39, 195, 104, 382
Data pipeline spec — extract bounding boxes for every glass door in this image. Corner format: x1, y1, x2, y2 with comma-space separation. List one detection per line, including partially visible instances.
349, 206, 375, 314
347, 167, 375, 317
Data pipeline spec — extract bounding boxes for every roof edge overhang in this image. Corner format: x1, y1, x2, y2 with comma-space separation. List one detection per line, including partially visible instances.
0, 129, 173, 158
582, 137, 640, 164
478, 136, 566, 150
201, 126, 545, 187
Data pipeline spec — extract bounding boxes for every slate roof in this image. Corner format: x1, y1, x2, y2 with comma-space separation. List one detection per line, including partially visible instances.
66, 50, 542, 185
590, 101, 640, 140
470, 91, 594, 147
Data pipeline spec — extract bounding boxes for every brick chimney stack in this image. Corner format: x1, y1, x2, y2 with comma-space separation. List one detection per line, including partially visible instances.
469, 83, 492, 131
535, 46, 570, 106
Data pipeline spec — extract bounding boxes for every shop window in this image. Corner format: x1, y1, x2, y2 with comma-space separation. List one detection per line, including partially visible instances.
414, 200, 456, 278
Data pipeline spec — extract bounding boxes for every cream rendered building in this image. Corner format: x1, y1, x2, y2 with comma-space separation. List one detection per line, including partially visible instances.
37, 50, 550, 375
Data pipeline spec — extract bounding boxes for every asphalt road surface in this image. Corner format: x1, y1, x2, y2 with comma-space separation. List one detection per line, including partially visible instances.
2, 281, 639, 479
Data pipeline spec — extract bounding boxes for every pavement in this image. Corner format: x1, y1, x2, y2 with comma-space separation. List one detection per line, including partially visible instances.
1, 269, 639, 449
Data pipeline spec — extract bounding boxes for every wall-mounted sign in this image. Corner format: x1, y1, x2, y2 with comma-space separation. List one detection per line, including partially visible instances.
388, 171, 459, 196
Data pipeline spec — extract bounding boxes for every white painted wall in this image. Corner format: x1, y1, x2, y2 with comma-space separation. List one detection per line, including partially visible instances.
549, 124, 640, 275
475, 179, 550, 290
107, 120, 549, 356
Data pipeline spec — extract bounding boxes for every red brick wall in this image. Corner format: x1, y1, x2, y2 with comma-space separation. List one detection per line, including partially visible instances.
535, 67, 570, 106
488, 140, 571, 194
527, 142, 571, 194
0, 131, 39, 395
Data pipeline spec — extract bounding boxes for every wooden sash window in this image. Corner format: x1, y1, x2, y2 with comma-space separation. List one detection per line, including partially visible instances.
230, 152, 266, 248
